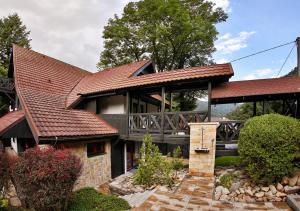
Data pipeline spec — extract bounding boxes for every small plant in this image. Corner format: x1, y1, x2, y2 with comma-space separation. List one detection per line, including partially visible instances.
10, 146, 82, 211
0, 150, 9, 195
171, 147, 184, 178
134, 134, 173, 187
68, 187, 130, 211
239, 114, 300, 184
219, 172, 239, 189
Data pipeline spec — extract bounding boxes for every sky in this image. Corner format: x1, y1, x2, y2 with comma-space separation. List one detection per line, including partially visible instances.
0, 0, 299, 81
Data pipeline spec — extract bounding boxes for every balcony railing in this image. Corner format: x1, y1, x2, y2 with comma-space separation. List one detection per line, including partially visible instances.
129, 111, 207, 136
216, 120, 244, 144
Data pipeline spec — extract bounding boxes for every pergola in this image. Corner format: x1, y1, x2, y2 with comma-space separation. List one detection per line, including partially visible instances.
211, 76, 300, 118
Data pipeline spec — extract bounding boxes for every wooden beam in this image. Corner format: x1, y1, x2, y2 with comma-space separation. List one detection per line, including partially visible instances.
207, 81, 212, 122
253, 101, 257, 116
297, 37, 300, 77
126, 91, 130, 136
161, 87, 165, 140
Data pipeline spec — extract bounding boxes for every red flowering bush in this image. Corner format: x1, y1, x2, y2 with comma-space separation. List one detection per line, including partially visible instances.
10, 146, 82, 211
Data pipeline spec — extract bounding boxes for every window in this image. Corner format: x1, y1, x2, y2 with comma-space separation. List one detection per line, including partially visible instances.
87, 142, 106, 157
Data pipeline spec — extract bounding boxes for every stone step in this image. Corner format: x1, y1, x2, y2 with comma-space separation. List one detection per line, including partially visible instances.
121, 189, 156, 208
287, 194, 300, 211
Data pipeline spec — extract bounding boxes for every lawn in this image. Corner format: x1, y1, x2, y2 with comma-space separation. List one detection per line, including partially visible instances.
215, 156, 241, 167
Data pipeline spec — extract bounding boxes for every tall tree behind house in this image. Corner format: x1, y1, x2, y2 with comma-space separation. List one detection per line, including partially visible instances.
98, 0, 227, 110
0, 13, 31, 116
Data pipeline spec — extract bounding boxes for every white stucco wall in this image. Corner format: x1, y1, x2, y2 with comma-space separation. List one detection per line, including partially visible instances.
98, 95, 126, 114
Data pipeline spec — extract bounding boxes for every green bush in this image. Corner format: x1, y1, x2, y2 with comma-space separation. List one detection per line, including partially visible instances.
238, 114, 300, 184
215, 156, 241, 167
171, 147, 184, 178
68, 188, 130, 211
0, 197, 8, 211
134, 134, 173, 187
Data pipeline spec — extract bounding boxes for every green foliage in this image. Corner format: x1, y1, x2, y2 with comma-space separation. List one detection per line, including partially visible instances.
238, 114, 300, 184
171, 147, 184, 176
0, 13, 31, 71
98, 0, 227, 110
68, 187, 130, 211
134, 134, 173, 187
98, 0, 227, 71
0, 197, 8, 211
0, 13, 31, 117
219, 172, 239, 189
215, 156, 241, 167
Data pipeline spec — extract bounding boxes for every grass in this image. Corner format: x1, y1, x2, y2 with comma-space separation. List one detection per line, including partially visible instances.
68, 187, 131, 211
215, 156, 241, 167
219, 172, 239, 189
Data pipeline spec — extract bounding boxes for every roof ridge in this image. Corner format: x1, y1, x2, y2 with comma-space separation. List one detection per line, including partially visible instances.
12, 44, 93, 76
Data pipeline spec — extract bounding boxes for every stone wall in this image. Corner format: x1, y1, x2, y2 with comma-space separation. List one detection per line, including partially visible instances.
62, 140, 112, 189
189, 122, 217, 177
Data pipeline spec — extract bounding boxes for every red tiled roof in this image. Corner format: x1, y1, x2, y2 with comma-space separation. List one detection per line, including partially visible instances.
67, 63, 233, 107
13, 45, 117, 142
0, 110, 25, 136
212, 77, 300, 100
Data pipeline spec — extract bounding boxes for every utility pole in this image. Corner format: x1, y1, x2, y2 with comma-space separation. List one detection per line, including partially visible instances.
297, 37, 300, 77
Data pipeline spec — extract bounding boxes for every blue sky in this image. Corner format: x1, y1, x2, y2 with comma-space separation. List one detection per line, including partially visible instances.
214, 0, 299, 81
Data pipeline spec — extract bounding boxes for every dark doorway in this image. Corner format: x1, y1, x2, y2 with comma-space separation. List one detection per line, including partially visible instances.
126, 141, 135, 170
111, 139, 124, 178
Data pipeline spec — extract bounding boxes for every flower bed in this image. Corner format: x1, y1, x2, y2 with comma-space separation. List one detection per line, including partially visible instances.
214, 167, 300, 203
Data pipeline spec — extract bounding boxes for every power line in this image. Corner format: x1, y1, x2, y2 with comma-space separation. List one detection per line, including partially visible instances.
276, 43, 296, 77
229, 40, 296, 63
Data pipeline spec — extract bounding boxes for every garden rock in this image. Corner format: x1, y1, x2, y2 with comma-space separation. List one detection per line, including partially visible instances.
298, 177, 300, 186
230, 182, 240, 192
255, 192, 264, 198
284, 186, 300, 194
9, 197, 21, 207
245, 189, 254, 196
288, 176, 299, 186
281, 176, 289, 185
261, 186, 269, 192
276, 191, 287, 197
277, 183, 284, 191
222, 187, 230, 195
269, 185, 277, 194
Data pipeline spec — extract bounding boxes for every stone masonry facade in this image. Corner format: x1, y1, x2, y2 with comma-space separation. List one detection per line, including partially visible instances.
188, 122, 217, 177
61, 140, 112, 190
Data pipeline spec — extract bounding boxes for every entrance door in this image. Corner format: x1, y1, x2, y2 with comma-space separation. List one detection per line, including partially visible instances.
111, 140, 124, 178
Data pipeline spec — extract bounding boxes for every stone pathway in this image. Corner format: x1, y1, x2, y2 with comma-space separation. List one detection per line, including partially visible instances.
131, 175, 292, 211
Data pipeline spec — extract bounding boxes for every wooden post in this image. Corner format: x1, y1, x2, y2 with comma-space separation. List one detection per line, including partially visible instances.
161, 87, 165, 140
169, 92, 172, 112
207, 81, 212, 122
253, 101, 257, 116
126, 91, 130, 136
262, 101, 266, 114
297, 37, 300, 77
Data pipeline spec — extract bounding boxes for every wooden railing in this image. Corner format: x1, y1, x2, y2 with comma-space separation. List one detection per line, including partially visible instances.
129, 111, 207, 136
0, 77, 14, 93
216, 120, 244, 144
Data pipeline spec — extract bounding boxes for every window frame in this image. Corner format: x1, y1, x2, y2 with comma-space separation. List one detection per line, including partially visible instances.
87, 142, 106, 158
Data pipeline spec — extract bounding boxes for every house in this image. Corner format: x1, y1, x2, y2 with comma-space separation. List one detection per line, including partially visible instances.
1, 45, 299, 189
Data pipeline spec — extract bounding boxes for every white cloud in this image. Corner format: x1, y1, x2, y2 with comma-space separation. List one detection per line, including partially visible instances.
215, 58, 229, 64
0, 0, 131, 72
215, 31, 256, 54
243, 68, 276, 80
210, 0, 231, 12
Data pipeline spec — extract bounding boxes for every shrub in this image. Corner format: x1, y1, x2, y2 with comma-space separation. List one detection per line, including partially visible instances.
68, 187, 130, 211
134, 134, 173, 187
10, 146, 82, 211
171, 147, 184, 178
215, 156, 241, 167
238, 114, 300, 184
219, 172, 239, 189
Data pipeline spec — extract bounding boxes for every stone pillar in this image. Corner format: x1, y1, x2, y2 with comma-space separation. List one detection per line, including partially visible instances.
188, 122, 218, 177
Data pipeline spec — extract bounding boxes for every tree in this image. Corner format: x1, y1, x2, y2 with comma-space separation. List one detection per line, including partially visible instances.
0, 13, 31, 116
0, 13, 31, 72
98, 0, 227, 110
